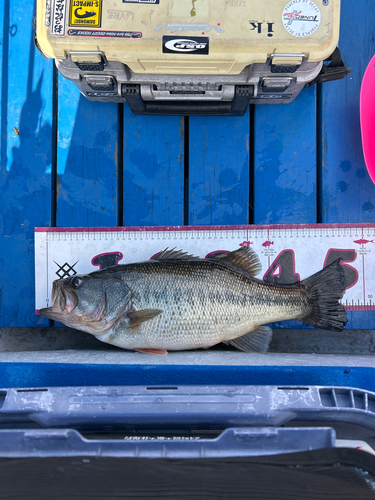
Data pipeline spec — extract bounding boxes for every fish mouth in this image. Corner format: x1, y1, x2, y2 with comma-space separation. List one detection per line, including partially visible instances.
40, 280, 78, 320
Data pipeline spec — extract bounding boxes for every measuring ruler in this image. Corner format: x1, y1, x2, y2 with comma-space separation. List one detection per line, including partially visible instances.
35, 224, 375, 318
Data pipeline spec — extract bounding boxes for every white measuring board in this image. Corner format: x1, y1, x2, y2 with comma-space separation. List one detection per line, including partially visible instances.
35, 224, 375, 315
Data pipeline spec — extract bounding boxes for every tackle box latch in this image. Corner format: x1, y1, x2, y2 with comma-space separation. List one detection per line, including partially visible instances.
261, 77, 293, 93
70, 52, 105, 72
268, 53, 305, 74
84, 75, 115, 92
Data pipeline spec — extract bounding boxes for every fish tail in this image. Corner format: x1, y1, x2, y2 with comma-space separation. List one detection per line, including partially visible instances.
300, 259, 348, 331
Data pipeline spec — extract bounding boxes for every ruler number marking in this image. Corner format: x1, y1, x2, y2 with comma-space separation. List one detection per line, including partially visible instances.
263, 248, 359, 290
323, 249, 358, 290
263, 250, 300, 284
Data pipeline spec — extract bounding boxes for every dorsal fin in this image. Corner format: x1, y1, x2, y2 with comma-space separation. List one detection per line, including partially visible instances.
208, 247, 262, 277
151, 248, 198, 261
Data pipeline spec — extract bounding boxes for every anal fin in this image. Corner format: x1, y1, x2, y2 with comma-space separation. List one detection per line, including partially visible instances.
225, 325, 273, 353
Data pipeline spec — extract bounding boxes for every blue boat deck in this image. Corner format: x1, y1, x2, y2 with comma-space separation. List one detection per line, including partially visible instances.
1, 0, 375, 332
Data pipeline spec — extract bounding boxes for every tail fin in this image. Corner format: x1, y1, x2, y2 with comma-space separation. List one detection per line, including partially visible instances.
300, 259, 348, 331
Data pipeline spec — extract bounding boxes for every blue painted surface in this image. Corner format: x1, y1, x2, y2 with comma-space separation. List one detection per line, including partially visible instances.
321, 0, 375, 223
57, 79, 119, 227
254, 87, 317, 224
317, 0, 375, 329
0, 363, 374, 393
123, 108, 185, 226
189, 111, 250, 225
1, 1, 373, 327
0, 0, 53, 326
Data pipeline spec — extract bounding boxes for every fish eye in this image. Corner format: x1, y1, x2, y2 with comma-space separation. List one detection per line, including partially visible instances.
71, 277, 83, 289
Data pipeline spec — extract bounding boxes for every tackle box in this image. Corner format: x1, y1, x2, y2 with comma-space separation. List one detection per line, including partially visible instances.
35, 0, 350, 115
0, 385, 374, 498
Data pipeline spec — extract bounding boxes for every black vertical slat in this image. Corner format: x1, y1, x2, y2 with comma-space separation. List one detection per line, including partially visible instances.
117, 103, 124, 227
184, 115, 189, 226
249, 104, 255, 224
50, 65, 58, 229
316, 82, 323, 224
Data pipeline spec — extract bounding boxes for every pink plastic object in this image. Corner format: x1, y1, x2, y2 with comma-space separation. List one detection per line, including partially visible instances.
360, 55, 375, 184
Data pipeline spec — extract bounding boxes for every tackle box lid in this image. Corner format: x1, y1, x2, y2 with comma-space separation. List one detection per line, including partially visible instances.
36, 0, 341, 75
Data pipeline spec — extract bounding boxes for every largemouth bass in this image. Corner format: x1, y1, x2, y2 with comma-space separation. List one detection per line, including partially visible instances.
40, 247, 347, 355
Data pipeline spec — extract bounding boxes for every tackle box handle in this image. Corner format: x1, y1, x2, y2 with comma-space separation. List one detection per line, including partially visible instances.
122, 84, 253, 116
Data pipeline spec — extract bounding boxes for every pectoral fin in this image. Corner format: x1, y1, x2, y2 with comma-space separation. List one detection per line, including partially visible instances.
225, 325, 273, 353
127, 309, 163, 327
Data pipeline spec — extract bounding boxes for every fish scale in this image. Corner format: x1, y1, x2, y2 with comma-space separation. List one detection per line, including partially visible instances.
98, 259, 309, 350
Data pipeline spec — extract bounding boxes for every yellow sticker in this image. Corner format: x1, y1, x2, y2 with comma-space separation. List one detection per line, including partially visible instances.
69, 0, 102, 28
